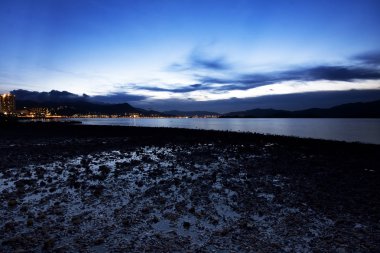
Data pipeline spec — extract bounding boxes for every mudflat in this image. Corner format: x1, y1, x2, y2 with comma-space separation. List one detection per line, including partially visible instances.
1, 122, 379, 252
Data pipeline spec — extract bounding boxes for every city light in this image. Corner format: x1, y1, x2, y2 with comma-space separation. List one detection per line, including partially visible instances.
0, 92, 219, 119
0, 94, 16, 114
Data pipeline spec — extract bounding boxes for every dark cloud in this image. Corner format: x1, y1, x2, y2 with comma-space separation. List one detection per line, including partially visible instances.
150, 64, 380, 95
166, 50, 380, 93
137, 83, 210, 93
199, 73, 285, 90
129, 63, 380, 95
198, 65, 380, 91
90, 92, 147, 103
353, 51, 380, 65
291, 66, 380, 80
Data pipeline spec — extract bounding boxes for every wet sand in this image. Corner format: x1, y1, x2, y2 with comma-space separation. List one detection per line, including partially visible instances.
1, 122, 379, 252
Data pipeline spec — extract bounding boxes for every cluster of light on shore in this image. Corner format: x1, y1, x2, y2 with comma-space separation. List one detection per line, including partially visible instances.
0, 92, 219, 119
17, 114, 218, 119
0, 93, 16, 115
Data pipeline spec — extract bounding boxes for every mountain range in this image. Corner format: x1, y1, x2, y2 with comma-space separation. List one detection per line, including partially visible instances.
12, 90, 160, 116
163, 110, 220, 117
11, 89, 380, 118
223, 100, 380, 118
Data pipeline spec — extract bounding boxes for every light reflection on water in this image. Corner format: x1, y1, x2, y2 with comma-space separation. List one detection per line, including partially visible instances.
77, 118, 380, 144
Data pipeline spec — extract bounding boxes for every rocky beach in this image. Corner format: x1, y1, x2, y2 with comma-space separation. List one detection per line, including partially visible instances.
0, 122, 379, 252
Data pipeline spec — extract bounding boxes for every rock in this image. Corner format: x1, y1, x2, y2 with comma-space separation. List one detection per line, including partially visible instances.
209, 216, 219, 225
90, 185, 105, 197
94, 237, 105, 245
15, 179, 32, 189
122, 218, 130, 227
43, 238, 55, 250
71, 216, 81, 225
136, 181, 144, 187
4, 222, 16, 231
183, 221, 191, 229
8, 199, 17, 207
163, 212, 180, 221
99, 165, 111, 176
151, 216, 160, 223
20, 205, 28, 213
26, 218, 33, 227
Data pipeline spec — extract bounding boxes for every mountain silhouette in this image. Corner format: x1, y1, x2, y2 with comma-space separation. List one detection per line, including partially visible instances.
11, 89, 380, 118
223, 100, 380, 118
163, 110, 220, 117
12, 90, 160, 116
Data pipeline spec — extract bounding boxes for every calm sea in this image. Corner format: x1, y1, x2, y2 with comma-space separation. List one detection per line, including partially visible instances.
75, 118, 380, 145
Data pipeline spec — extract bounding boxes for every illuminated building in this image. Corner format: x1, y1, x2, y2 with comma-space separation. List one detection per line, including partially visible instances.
0, 94, 16, 114
28, 107, 51, 117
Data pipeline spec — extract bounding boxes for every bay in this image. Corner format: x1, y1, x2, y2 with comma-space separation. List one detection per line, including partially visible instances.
78, 118, 380, 144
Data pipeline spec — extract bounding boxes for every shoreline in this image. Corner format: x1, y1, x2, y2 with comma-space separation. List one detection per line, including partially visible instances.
2, 121, 380, 145
12, 117, 380, 145
1, 122, 379, 251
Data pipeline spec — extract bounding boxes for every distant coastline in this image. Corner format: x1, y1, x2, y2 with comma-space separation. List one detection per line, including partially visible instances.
4, 116, 380, 145
1, 120, 379, 145
5, 89, 380, 118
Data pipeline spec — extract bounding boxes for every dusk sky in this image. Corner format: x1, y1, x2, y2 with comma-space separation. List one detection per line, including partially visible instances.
1, 0, 380, 112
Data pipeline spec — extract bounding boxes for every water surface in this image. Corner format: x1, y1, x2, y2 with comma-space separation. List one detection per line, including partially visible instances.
79, 118, 380, 144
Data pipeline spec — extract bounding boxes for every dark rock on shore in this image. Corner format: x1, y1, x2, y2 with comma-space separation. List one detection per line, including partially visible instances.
0, 123, 379, 252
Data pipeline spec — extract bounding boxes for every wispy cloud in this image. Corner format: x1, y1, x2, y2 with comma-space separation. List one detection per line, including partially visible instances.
169, 48, 231, 72
136, 83, 211, 93
352, 51, 380, 66
198, 65, 380, 91
165, 50, 380, 93
189, 54, 230, 71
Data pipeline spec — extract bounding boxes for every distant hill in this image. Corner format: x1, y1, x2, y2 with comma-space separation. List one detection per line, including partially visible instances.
11, 89, 380, 118
16, 100, 146, 116
12, 90, 162, 116
163, 110, 220, 117
223, 108, 291, 118
12, 89, 88, 102
223, 99, 380, 118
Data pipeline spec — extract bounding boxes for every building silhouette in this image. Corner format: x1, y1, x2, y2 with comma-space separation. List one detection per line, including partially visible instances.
0, 94, 16, 114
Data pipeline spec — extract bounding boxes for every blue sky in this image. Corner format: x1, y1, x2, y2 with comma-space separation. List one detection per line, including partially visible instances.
1, 0, 380, 111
